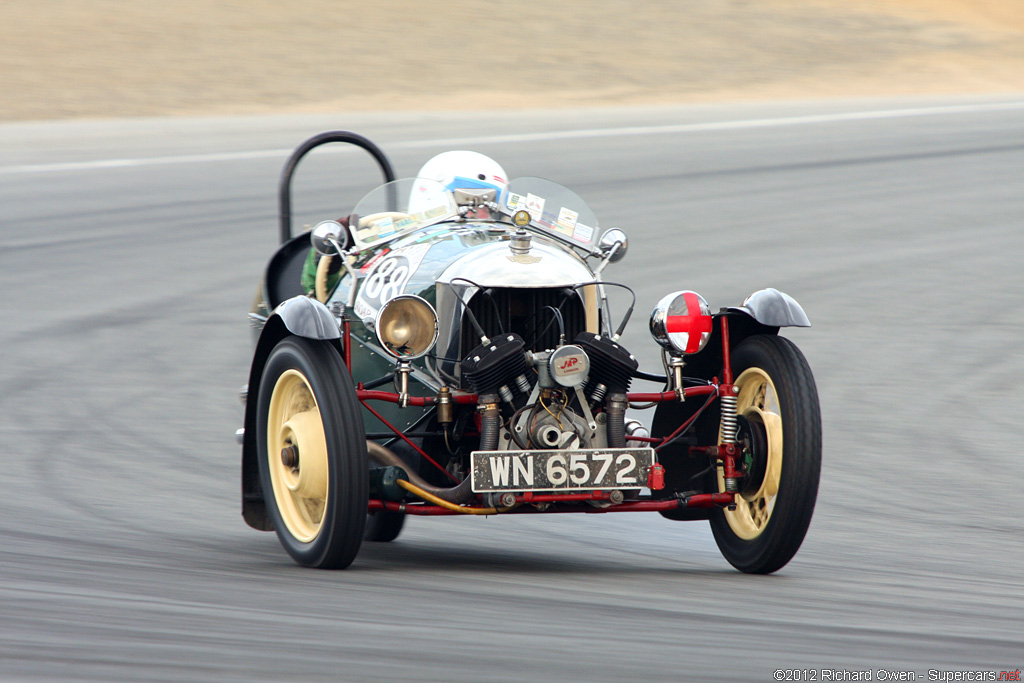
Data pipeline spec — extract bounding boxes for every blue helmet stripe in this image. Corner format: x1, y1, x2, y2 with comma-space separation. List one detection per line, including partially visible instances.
445, 175, 502, 192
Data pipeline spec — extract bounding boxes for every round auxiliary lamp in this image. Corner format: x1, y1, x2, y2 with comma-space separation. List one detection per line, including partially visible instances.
374, 294, 439, 360
649, 290, 713, 356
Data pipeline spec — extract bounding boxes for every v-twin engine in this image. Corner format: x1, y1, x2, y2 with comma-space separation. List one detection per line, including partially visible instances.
461, 332, 639, 451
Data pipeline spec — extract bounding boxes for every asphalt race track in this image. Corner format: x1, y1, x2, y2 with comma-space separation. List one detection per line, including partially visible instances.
2, 96, 1022, 681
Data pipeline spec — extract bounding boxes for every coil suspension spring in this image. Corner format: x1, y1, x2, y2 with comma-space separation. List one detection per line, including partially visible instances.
719, 392, 740, 492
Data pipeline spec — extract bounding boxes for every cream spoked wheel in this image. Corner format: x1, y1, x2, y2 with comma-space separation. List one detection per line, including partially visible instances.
267, 369, 329, 542
719, 367, 783, 539
256, 336, 367, 568
709, 334, 821, 574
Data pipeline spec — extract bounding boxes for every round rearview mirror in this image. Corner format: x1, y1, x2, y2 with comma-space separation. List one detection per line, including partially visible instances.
375, 295, 439, 359
599, 228, 629, 263
310, 220, 349, 255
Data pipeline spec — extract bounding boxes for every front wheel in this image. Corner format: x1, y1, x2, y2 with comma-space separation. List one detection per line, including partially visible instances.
256, 336, 367, 568
709, 334, 821, 574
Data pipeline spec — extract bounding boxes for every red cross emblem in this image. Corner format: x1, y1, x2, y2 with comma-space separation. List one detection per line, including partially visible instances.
665, 291, 713, 354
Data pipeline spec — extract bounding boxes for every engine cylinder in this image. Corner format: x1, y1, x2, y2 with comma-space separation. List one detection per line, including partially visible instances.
461, 333, 527, 396
575, 333, 638, 395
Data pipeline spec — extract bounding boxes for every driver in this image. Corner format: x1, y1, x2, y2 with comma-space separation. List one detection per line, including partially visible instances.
409, 150, 508, 212
302, 150, 508, 296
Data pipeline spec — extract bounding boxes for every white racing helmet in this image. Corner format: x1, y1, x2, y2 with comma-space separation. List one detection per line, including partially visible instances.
408, 151, 508, 213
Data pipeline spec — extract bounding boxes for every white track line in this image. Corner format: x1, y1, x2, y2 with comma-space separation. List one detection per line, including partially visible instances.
4, 100, 1024, 176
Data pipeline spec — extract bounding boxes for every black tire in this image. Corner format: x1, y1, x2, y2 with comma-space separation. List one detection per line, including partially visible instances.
256, 336, 367, 568
709, 334, 821, 574
364, 509, 406, 542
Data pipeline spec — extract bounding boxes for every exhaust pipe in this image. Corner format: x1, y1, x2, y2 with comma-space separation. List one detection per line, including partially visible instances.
367, 441, 473, 505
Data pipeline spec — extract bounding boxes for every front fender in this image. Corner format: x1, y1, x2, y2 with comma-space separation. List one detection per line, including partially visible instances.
729, 288, 810, 328
272, 295, 342, 339
241, 295, 343, 531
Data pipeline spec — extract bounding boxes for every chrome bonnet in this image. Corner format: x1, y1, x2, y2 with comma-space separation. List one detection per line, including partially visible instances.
436, 239, 596, 288
432, 237, 598, 383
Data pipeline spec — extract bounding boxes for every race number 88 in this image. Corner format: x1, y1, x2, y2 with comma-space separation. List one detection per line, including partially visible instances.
363, 257, 411, 302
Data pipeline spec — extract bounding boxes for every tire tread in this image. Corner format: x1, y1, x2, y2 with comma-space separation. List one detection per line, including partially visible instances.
710, 334, 821, 574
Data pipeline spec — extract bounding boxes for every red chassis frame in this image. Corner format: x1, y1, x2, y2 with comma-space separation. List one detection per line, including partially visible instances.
347, 317, 741, 516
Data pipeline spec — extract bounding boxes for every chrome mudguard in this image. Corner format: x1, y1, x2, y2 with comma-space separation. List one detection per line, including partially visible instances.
272, 295, 342, 339
728, 287, 810, 328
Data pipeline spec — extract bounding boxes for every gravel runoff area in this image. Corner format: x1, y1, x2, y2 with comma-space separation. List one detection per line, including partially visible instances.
1, 0, 1022, 122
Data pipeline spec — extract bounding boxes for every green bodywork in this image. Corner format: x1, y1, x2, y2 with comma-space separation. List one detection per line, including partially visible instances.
319, 222, 513, 436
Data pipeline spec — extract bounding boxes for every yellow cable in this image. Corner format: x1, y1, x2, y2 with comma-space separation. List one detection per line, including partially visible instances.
540, 393, 564, 429
396, 478, 511, 515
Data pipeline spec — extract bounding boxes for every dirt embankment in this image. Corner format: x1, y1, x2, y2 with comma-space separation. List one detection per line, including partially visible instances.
1, 0, 1021, 122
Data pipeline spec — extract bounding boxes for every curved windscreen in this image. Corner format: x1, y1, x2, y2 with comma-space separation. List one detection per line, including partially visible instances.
501, 177, 599, 248
348, 175, 600, 251
349, 178, 457, 250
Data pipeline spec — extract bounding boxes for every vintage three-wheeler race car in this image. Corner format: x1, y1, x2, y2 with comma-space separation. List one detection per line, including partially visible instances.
237, 131, 821, 573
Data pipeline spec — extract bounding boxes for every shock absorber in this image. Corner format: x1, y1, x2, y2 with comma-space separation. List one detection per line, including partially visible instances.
719, 388, 740, 492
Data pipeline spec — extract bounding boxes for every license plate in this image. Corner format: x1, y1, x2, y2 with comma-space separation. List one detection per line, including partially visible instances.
470, 448, 656, 493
